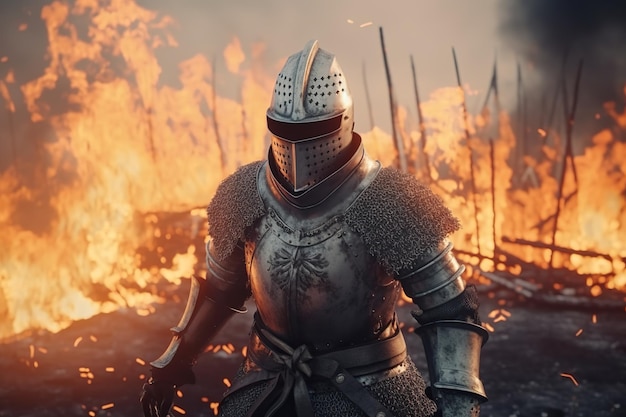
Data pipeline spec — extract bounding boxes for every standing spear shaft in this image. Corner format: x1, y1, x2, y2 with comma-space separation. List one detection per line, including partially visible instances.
549, 59, 583, 267
410, 55, 431, 183
211, 56, 227, 173
362, 62, 376, 133
379, 27, 407, 172
452, 47, 481, 255
489, 138, 498, 265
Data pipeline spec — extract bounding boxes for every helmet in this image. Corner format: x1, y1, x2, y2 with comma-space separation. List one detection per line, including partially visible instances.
267, 40, 355, 193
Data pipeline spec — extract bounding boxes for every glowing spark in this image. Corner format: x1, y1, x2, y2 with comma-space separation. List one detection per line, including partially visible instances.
242, 346, 248, 357
33, 361, 39, 368
212, 345, 222, 353
79, 367, 90, 373
201, 397, 209, 403
38, 347, 48, 354
210, 402, 220, 416
537, 128, 547, 137
223, 378, 231, 387
0, 56, 7, 63
590, 285, 602, 297
89, 335, 98, 342
560, 373, 579, 386
575, 329, 583, 337
105, 367, 115, 372
172, 405, 186, 414
484, 323, 495, 332
493, 315, 506, 323
487, 309, 499, 319
347, 19, 354, 24
74, 337, 83, 347
101, 403, 114, 410
89, 411, 96, 417
176, 389, 184, 398
501, 309, 511, 317
18, 23, 28, 31
29, 345, 35, 358
592, 314, 597, 324
360, 22, 373, 28
135, 357, 146, 366
139, 374, 146, 380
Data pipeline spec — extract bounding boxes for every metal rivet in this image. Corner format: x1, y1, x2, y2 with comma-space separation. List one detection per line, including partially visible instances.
335, 373, 345, 384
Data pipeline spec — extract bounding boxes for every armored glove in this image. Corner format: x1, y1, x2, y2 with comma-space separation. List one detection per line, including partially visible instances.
140, 377, 176, 417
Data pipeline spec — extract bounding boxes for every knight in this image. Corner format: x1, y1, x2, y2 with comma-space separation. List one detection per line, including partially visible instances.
141, 40, 488, 417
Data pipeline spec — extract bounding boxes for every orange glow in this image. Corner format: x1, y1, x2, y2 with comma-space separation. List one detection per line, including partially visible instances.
172, 405, 186, 415
560, 373, 580, 386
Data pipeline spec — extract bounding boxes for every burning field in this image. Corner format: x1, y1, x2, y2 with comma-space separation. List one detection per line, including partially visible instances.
1, 1, 626, 416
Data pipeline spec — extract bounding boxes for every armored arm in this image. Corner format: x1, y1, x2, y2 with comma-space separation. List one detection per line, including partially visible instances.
148, 239, 250, 386
398, 240, 488, 417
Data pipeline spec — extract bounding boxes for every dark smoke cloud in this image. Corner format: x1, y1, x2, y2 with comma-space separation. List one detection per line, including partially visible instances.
498, 0, 626, 115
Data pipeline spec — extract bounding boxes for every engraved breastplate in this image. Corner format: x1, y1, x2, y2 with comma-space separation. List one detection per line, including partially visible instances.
245, 153, 401, 352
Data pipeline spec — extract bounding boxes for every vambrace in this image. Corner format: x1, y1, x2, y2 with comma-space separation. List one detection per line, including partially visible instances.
397, 240, 488, 410
149, 240, 249, 386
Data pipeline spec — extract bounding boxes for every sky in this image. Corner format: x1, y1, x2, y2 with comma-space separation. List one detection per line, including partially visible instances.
135, 0, 516, 132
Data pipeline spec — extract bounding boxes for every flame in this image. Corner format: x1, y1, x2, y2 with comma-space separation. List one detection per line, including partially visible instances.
0, 0, 275, 341
1, 0, 625, 342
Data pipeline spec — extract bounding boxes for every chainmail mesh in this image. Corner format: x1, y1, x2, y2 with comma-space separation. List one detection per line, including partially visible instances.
344, 167, 460, 274
218, 357, 436, 417
206, 161, 266, 261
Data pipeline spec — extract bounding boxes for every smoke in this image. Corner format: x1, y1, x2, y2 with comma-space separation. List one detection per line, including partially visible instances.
498, 0, 626, 123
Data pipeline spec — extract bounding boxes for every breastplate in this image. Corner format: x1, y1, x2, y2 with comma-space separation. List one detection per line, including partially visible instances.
245, 152, 401, 353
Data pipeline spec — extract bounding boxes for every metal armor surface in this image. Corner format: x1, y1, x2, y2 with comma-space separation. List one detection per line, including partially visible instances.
267, 40, 355, 193
245, 151, 401, 353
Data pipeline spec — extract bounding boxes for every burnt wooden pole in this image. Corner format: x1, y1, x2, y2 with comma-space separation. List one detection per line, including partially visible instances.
211, 56, 227, 172
549, 59, 583, 267
452, 47, 481, 255
410, 55, 431, 183
489, 138, 498, 264
379, 27, 407, 172
362, 62, 376, 132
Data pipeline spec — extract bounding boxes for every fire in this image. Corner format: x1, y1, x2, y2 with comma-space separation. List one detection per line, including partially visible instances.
1, 0, 625, 343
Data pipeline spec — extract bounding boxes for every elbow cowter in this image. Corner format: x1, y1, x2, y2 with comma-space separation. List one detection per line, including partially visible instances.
397, 240, 488, 404
397, 240, 479, 324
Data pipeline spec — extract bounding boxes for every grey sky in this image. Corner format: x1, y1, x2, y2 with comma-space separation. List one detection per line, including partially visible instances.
136, 0, 517, 133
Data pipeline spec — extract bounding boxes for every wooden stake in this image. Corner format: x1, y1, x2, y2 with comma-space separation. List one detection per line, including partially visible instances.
489, 138, 497, 263
410, 55, 431, 183
452, 47, 481, 255
379, 27, 407, 172
549, 59, 583, 267
211, 56, 227, 172
362, 62, 376, 133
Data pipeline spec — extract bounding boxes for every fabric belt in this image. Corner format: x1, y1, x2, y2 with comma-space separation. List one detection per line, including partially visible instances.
224, 317, 407, 417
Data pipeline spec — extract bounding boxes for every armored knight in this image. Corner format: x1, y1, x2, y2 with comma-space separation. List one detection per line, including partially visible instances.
141, 40, 488, 417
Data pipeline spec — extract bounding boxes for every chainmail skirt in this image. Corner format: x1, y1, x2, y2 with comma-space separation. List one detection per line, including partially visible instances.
217, 355, 437, 417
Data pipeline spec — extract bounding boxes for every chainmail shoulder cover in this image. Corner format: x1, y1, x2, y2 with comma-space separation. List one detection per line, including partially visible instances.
344, 166, 461, 274
206, 161, 266, 261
